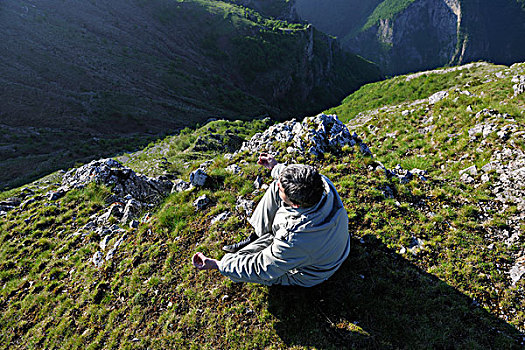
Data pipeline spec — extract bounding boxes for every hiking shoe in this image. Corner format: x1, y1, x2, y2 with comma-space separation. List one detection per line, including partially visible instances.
222, 233, 258, 253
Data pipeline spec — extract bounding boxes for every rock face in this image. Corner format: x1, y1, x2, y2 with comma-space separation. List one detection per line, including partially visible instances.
62, 159, 172, 203
292, 0, 525, 75
347, 0, 460, 75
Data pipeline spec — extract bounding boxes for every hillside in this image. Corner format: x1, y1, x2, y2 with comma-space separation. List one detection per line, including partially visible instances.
1, 62, 524, 348
292, 0, 525, 76
0, 0, 381, 190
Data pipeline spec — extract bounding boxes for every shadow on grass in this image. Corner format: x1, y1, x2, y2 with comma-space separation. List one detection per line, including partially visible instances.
268, 237, 524, 349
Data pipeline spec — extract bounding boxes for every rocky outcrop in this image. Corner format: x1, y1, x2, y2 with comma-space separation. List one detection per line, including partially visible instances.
238, 113, 371, 157
62, 159, 172, 204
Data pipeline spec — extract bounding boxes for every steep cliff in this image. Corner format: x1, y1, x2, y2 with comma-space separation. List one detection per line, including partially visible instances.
346, 0, 461, 75
290, 0, 525, 76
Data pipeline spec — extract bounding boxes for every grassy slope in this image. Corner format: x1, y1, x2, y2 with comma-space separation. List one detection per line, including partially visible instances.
361, 0, 416, 31
1, 62, 524, 348
0, 0, 380, 190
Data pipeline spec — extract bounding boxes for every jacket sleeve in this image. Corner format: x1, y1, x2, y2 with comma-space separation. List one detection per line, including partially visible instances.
218, 229, 309, 285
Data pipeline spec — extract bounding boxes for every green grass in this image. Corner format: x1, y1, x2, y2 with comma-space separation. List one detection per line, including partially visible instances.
362, 0, 417, 31
1, 62, 524, 348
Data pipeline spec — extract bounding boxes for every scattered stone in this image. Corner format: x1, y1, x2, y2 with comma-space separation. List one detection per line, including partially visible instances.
193, 195, 210, 210
253, 175, 263, 189
428, 91, 448, 104
211, 211, 231, 224
225, 164, 242, 174
459, 165, 478, 177
460, 173, 475, 184
98, 203, 124, 224
62, 159, 172, 203
129, 220, 139, 229
171, 179, 192, 193
509, 256, 525, 286
121, 199, 142, 224
100, 235, 112, 251
190, 168, 208, 187
410, 168, 428, 181
238, 114, 369, 158
20, 197, 39, 209
92, 251, 104, 268
106, 234, 126, 261
408, 237, 424, 254
381, 185, 395, 199
141, 212, 151, 223
48, 188, 67, 201
236, 198, 254, 216
512, 75, 525, 96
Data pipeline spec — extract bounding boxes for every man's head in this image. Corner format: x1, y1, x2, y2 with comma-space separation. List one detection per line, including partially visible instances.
278, 164, 324, 208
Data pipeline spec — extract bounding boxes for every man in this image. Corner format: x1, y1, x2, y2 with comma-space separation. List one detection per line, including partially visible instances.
192, 153, 350, 287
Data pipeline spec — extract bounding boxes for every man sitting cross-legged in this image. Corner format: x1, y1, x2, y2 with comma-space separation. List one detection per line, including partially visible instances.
192, 153, 350, 287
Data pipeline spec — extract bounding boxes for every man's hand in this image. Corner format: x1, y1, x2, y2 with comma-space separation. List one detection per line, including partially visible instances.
192, 252, 219, 270
257, 153, 278, 170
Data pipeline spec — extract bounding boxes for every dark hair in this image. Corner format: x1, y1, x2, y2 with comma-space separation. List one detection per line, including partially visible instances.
279, 164, 324, 208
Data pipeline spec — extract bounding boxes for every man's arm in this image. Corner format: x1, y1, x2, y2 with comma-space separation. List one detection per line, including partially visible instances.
218, 230, 308, 285
192, 252, 219, 270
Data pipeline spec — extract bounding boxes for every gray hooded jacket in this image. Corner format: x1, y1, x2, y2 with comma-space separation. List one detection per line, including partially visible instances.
218, 164, 350, 287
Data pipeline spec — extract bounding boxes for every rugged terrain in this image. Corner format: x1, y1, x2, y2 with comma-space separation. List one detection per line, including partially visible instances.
1, 62, 524, 349
290, 0, 525, 75
0, 0, 380, 189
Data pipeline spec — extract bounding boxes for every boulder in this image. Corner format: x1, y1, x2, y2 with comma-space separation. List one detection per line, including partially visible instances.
121, 199, 142, 224
62, 159, 172, 203
171, 179, 192, 193
193, 194, 210, 210
190, 168, 208, 187
238, 113, 368, 157
211, 211, 231, 224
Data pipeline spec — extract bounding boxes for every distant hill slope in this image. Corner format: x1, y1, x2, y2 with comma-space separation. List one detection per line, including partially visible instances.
291, 0, 525, 75
0, 0, 381, 189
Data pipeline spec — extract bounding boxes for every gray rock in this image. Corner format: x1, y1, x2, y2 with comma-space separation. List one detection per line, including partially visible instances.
211, 211, 231, 224
190, 168, 208, 187
253, 175, 263, 189
512, 75, 525, 96
98, 203, 124, 224
459, 165, 478, 176
428, 91, 448, 104
410, 168, 428, 181
100, 235, 112, 251
509, 256, 525, 285
171, 179, 192, 193
0, 197, 22, 207
236, 198, 254, 216
129, 220, 140, 229
62, 158, 172, 203
121, 199, 142, 224
193, 194, 210, 210
105, 234, 126, 261
238, 113, 367, 158
92, 251, 104, 268
225, 164, 242, 174
48, 188, 67, 201
460, 173, 475, 184
481, 161, 500, 173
